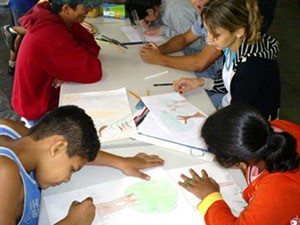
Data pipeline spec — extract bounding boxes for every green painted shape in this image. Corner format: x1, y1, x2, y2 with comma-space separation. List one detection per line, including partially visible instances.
125, 179, 178, 213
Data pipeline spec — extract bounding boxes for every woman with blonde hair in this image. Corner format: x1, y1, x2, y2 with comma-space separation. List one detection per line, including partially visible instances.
174, 0, 280, 120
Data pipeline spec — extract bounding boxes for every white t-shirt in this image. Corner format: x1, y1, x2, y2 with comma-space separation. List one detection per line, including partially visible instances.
221, 48, 236, 108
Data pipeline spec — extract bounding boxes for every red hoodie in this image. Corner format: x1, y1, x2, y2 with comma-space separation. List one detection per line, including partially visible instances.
12, 2, 102, 120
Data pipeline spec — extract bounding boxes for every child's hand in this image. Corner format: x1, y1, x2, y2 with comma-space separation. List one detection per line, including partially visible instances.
57, 197, 95, 225
119, 153, 164, 180
178, 169, 220, 200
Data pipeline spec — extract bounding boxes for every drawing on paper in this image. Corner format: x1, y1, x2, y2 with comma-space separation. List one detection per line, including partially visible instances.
97, 179, 178, 217
159, 98, 205, 132
121, 26, 164, 43
61, 88, 137, 142
43, 166, 246, 225
43, 167, 205, 225
139, 92, 208, 150
168, 164, 248, 217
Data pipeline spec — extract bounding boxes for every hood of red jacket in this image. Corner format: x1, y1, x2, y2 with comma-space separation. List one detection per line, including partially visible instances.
19, 2, 66, 32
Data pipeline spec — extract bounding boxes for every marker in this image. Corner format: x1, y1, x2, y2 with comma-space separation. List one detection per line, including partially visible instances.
122, 41, 144, 45
128, 91, 141, 100
144, 70, 169, 80
101, 35, 128, 49
153, 83, 173, 87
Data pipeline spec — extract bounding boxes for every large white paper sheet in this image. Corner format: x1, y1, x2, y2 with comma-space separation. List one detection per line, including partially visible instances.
61, 88, 137, 142
139, 92, 207, 150
121, 26, 165, 43
44, 167, 204, 225
168, 164, 248, 217
44, 165, 247, 225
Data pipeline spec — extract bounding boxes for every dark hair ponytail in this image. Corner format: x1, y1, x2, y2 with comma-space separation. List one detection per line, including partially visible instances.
263, 132, 299, 172
202, 104, 299, 172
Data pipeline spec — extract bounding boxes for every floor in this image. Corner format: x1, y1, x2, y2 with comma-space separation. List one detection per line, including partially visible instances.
0, 0, 299, 123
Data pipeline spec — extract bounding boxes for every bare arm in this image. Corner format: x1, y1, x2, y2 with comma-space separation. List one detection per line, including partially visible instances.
140, 29, 222, 72
0, 159, 24, 225
158, 29, 199, 54
87, 151, 164, 180
158, 45, 221, 72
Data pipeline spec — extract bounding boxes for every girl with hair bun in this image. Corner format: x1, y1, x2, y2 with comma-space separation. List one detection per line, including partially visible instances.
179, 104, 300, 225
173, 0, 280, 120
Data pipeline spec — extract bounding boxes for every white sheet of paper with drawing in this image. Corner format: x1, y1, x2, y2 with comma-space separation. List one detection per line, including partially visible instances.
43, 167, 204, 225
43, 166, 247, 225
61, 88, 136, 142
138, 92, 207, 150
121, 26, 164, 42
168, 164, 248, 217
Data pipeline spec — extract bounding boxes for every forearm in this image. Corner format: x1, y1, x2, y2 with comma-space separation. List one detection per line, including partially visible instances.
159, 44, 221, 72
156, 55, 207, 71
73, 24, 100, 56
87, 151, 164, 180
87, 150, 125, 169
159, 35, 192, 54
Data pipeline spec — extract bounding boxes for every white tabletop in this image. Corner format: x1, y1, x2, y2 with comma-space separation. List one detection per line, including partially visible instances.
59, 17, 217, 149
39, 17, 247, 225
59, 17, 216, 116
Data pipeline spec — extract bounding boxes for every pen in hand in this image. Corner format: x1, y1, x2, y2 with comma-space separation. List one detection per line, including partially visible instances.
153, 83, 173, 87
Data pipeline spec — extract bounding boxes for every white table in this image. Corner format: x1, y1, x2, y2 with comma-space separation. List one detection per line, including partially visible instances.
59, 17, 216, 116
59, 17, 217, 150
38, 17, 247, 225
39, 145, 247, 225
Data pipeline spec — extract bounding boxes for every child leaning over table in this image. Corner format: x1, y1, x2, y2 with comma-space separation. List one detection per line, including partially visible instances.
0, 105, 164, 225
179, 104, 300, 225
125, 0, 203, 51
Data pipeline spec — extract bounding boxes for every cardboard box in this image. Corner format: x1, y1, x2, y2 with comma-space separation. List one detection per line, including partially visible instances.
102, 3, 127, 20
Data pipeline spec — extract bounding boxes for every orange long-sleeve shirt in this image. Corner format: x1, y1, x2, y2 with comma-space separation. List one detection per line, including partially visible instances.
198, 120, 300, 225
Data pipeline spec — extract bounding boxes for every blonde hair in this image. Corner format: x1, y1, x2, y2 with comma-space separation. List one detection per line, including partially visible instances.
201, 0, 262, 44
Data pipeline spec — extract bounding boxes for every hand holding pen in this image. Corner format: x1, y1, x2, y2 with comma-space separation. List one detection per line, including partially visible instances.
140, 42, 162, 64
173, 77, 205, 94
144, 42, 159, 49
